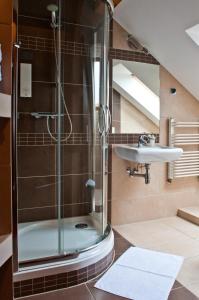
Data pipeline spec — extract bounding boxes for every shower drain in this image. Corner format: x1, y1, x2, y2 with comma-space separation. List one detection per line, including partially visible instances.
75, 223, 88, 229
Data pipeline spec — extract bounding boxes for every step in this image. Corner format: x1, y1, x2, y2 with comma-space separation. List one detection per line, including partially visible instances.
177, 207, 199, 226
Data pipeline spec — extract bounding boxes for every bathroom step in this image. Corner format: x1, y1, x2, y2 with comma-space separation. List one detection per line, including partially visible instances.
177, 207, 199, 225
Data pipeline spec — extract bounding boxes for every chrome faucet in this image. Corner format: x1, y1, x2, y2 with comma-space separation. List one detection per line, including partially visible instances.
138, 134, 156, 147
138, 134, 150, 147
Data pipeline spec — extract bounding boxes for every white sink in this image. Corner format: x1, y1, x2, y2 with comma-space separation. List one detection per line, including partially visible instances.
115, 144, 183, 164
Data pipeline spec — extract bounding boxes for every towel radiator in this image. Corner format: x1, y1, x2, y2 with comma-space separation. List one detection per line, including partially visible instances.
168, 118, 199, 181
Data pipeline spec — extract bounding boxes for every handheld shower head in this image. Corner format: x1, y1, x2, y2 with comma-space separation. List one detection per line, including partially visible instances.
46, 4, 58, 12
46, 4, 59, 28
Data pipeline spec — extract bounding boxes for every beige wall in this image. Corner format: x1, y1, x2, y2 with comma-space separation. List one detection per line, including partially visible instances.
111, 66, 199, 225
113, 21, 132, 51
120, 96, 159, 133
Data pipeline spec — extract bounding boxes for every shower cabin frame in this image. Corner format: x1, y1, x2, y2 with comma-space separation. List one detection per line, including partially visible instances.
12, 0, 114, 272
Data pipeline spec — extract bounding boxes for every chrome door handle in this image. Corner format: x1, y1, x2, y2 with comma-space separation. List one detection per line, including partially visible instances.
105, 106, 111, 136
98, 105, 106, 136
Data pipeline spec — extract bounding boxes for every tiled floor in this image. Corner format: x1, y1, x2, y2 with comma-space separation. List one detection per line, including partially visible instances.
17, 229, 198, 300
115, 217, 199, 298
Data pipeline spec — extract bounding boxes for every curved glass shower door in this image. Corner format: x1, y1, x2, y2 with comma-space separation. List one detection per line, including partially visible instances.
16, 0, 112, 265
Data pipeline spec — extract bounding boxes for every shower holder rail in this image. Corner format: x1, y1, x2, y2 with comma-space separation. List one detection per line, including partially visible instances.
30, 112, 64, 119
168, 118, 199, 181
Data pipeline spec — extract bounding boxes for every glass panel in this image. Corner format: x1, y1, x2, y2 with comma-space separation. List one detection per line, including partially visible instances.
16, 0, 111, 265
61, 0, 110, 254
17, 0, 60, 262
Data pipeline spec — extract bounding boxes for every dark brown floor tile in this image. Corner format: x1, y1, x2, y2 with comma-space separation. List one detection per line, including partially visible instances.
112, 230, 124, 239
114, 237, 131, 257
168, 286, 198, 300
87, 280, 129, 300
16, 232, 197, 300
18, 284, 95, 300
87, 279, 196, 300
172, 281, 183, 290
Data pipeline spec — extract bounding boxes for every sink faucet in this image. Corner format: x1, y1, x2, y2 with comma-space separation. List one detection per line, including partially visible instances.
138, 134, 156, 147
138, 135, 150, 147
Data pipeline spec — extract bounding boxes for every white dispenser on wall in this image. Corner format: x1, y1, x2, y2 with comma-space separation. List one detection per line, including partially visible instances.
20, 63, 32, 97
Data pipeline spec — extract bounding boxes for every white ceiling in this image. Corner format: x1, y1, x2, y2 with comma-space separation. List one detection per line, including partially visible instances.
114, 0, 199, 100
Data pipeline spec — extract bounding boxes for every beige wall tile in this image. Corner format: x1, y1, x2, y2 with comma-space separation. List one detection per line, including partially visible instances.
112, 67, 199, 225
113, 21, 132, 51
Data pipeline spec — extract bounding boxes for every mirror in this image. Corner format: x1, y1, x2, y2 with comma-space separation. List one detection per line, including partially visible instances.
112, 59, 160, 134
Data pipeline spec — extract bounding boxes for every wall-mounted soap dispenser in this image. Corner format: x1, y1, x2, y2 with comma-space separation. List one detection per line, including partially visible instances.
20, 63, 32, 97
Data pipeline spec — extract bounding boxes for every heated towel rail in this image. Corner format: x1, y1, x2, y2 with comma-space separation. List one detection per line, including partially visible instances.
168, 118, 199, 181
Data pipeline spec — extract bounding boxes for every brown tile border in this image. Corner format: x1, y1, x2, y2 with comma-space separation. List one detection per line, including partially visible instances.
14, 249, 114, 298
19, 35, 90, 57
108, 133, 159, 144
109, 48, 159, 65
18, 35, 159, 65
16, 133, 159, 146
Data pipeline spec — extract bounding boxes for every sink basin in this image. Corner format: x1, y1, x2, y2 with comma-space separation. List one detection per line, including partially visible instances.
115, 144, 183, 163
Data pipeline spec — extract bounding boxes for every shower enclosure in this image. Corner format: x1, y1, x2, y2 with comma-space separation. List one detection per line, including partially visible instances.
15, 0, 113, 267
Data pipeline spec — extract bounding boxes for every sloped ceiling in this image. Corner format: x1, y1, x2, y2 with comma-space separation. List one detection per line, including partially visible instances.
114, 0, 199, 100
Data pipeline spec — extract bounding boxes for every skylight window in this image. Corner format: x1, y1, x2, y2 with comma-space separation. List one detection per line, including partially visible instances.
186, 24, 199, 46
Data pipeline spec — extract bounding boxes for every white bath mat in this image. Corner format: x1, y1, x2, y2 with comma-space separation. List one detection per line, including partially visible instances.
95, 247, 184, 300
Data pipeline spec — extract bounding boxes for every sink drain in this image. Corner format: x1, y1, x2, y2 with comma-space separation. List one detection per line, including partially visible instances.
75, 223, 88, 229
